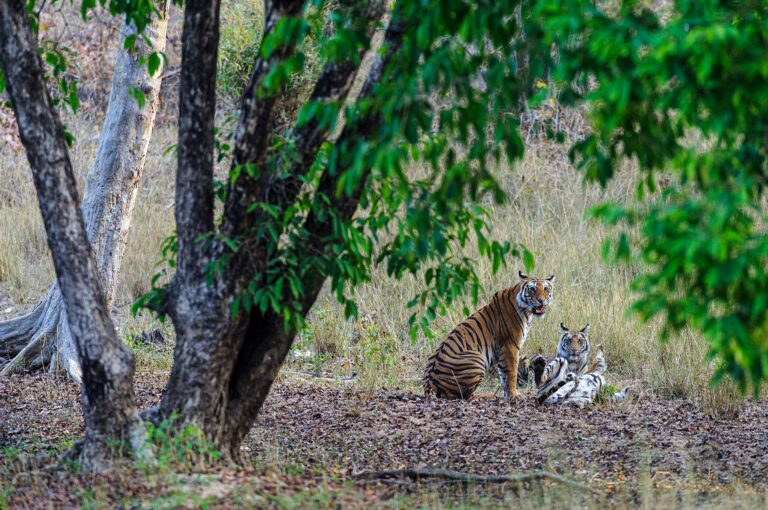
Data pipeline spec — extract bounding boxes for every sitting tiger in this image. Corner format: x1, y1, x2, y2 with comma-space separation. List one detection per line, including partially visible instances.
536, 344, 631, 407
423, 271, 554, 401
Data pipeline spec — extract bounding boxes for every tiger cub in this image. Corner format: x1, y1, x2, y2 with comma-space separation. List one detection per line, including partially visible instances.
557, 322, 590, 375
535, 357, 575, 404
423, 271, 554, 401
538, 344, 631, 407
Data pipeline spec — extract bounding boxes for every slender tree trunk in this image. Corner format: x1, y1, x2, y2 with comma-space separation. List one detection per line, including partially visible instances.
0, 0, 145, 472
0, 3, 170, 381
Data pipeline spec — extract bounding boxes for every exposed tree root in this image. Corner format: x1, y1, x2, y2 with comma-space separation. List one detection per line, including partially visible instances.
0, 288, 61, 375
355, 468, 603, 495
0, 287, 83, 380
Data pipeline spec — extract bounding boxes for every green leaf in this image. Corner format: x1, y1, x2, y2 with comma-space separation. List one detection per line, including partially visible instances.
522, 248, 535, 273
124, 34, 137, 51
148, 52, 162, 77
129, 86, 146, 109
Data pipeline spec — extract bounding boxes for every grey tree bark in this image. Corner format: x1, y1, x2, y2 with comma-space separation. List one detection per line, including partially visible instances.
4, 0, 407, 467
146, 0, 403, 461
0, 0, 148, 472
0, 2, 170, 381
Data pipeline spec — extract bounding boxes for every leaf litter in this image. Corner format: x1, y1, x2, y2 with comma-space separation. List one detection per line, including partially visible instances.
2, 373, 768, 508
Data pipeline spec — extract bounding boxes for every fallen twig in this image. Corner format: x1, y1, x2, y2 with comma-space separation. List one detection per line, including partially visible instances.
355, 468, 602, 495
283, 370, 357, 383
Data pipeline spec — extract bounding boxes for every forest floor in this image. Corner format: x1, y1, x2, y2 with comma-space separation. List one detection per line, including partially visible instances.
2, 371, 767, 509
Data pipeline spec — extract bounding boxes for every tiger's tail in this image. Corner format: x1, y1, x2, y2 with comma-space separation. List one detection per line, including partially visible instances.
423, 354, 438, 398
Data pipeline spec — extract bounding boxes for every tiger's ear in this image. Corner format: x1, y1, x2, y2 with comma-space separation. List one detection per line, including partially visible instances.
560, 322, 569, 331
580, 323, 590, 334
546, 274, 555, 282
518, 270, 528, 280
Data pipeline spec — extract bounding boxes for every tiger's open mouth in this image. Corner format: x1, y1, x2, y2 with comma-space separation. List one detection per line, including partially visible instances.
533, 305, 547, 316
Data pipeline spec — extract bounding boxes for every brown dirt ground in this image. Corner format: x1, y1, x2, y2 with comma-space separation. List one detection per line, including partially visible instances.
248, 383, 768, 488
2, 373, 768, 508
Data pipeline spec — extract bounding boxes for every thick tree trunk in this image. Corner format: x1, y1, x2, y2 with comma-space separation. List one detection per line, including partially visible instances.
0, 5, 170, 381
220, 20, 403, 457
158, 0, 230, 444
155, 1, 401, 461
0, 0, 146, 472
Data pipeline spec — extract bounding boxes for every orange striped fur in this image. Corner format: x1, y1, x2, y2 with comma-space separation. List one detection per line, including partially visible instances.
423, 272, 554, 400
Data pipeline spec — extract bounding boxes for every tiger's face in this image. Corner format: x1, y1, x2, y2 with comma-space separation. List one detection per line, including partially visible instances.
558, 323, 589, 355
517, 271, 554, 317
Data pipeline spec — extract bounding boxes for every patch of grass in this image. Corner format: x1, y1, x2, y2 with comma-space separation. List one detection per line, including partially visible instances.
123, 324, 176, 373
218, 0, 264, 99
76, 487, 102, 510
596, 383, 617, 404
140, 413, 221, 474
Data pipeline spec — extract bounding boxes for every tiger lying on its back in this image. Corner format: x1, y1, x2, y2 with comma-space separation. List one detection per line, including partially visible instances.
536, 344, 631, 407
424, 271, 554, 401
516, 323, 590, 390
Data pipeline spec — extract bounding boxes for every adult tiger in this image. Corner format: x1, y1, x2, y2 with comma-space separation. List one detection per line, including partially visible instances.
423, 271, 554, 400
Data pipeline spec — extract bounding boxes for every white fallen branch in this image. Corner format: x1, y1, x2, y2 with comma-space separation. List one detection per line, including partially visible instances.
354, 467, 603, 495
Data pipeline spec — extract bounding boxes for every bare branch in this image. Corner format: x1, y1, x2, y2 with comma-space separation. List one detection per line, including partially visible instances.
222, 0, 386, 250
355, 468, 603, 495
222, 0, 306, 237
301, 14, 406, 238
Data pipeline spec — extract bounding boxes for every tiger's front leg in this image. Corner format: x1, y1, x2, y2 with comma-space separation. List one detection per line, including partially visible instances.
496, 346, 520, 400
496, 362, 510, 401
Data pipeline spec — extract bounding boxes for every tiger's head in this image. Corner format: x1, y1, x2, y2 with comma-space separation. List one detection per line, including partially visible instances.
517, 271, 554, 317
558, 322, 589, 356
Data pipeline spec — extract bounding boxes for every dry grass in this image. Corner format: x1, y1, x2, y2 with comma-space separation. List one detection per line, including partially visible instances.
0, 104, 744, 414
0, 0, 746, 419
291, 138, 744, 415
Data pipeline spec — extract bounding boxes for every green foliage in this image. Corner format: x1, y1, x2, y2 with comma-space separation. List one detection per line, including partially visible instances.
218, 0, 265, 97
538, 0, 768, 393
198, 0, 546, 337
131, 233, 175, 319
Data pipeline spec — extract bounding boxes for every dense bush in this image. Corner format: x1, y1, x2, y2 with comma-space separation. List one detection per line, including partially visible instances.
538, 0, 768, 393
